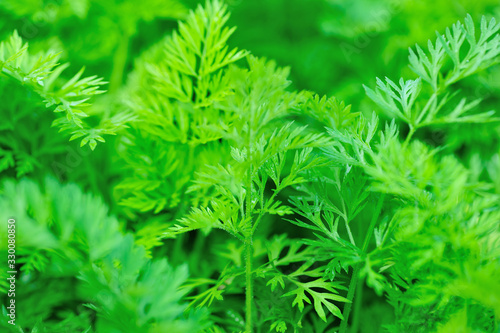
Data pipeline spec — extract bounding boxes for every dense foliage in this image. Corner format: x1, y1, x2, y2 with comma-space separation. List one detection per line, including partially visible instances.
1, 0, 499, 332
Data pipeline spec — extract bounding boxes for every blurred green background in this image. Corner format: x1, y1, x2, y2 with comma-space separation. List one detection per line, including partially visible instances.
2, 0, 500, 105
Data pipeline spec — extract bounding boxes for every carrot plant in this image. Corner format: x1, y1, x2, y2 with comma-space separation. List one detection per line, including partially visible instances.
0, 1, 499, 332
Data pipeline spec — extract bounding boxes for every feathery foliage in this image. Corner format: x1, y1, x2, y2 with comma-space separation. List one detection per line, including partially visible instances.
1, 1, 500, 333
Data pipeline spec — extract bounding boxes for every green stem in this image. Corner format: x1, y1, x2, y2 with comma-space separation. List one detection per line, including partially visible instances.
339, 194, 385, 333
361, 194, 385, 252
245, 141, 254, 332
245, 237, 253, 333
403, 125, 415, 147
339, 265, 361, 333
350, 277, 364, 333
345, 221, 356, 246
